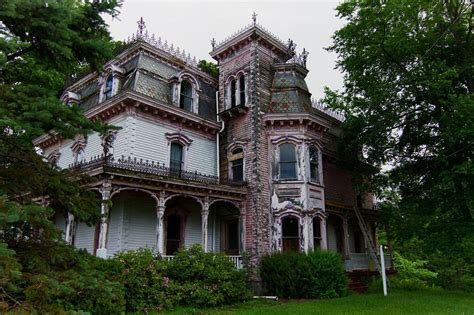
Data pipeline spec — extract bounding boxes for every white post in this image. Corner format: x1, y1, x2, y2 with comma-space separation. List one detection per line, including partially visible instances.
156, 205, 165, 255
380, 245, 388, 296
96, 184, 111, 259
201, 197, 209, 252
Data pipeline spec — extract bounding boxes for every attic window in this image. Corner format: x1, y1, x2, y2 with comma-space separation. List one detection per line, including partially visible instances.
103, 75, 113, 100
179, 80, 193, 112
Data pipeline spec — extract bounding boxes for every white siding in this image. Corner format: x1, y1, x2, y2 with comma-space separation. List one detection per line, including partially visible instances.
184, 209, 202, 248
133, 116, 217, 176
58, 142, 74, 169
74, 221, 96, 253
122, 193, 157, 251
112, 118, 130, 159
83, 133, 102, 161
106, 194, 125, 257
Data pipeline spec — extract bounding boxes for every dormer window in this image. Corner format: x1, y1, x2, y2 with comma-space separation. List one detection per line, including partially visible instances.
103, 75, 113, 100
179, 80, 193, 112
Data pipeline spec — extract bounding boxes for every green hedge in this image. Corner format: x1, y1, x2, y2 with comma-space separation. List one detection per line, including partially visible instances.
260, 250, 348, 298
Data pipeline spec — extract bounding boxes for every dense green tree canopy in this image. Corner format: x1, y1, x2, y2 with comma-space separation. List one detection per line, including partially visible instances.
0, 0, 121, 310
327, 0, 473, 290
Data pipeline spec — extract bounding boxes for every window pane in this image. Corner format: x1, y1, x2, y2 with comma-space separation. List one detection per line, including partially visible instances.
282, 217, 299, 237
170, 143, 183, 176
280, 162, 296, 179
313, 219, 321, 238
239, 76, 245, 105
309, 146, 319, 182
232, 158, 243, 182
104, 75, 113, 99
231, 79, 236, 107
180, 80, 193, 111
280, 143, 296, 162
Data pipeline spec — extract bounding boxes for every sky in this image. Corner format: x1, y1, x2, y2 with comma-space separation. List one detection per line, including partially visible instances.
105, 0, 345, 100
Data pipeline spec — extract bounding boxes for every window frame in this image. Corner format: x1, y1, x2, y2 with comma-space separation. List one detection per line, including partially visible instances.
228, 147, 245, 182
103, 75, 113, 100
281, 216, 300, 252
309, 145, 320, 183
279, 143, 298, 180
179, 79, 194, 112
169, 142, 184, 177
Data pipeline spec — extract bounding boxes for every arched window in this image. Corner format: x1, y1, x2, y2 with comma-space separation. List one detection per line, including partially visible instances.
74, 148, 85, 164
169, 142, 184, 177
313, 218, 321, 250
230, 79, 236, 107
103, 75, 113, 100
279, 143, 297, 180
239, 75, 245, 105
309, 146, 320, 182
179, 80, 193, 112
282, 216, 300, 252
230, 148, 244, 182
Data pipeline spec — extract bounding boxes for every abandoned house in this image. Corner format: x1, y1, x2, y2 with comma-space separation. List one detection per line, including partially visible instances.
34, 16, 391, 272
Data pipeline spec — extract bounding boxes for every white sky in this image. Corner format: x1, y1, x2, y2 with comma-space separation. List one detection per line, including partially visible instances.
105, 0, 345, 100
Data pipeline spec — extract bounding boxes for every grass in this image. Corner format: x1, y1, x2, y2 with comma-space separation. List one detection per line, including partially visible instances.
166, 290, 474, 315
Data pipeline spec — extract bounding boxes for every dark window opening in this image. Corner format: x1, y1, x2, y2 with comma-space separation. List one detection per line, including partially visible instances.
230, 148, 244, 182
279, 143, 297, 179
239, 76, 245, 105
180, 80, 193, 112
282, 216, 300, 252
104, 75, 113, 100
166, 215, 181, 255
357, 194, 363, 208
230, 79, 236, 107
309, 146, 319, 182
313, 219, 321, 250
353, 229, 364, 253
170, 142, 183, 177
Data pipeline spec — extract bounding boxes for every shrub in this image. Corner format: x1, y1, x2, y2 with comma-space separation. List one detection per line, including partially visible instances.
166, 244, 251, 307
260, 250, 347, 298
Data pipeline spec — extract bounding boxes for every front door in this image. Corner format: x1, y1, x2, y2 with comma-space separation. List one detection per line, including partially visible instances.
224, 218, 239, 255
166, 214, 181, 255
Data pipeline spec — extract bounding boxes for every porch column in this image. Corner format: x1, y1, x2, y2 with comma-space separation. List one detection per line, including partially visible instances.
155, 191, 166, 255
342, 216, 350, 260
201, 198, 209, 252
64, 212, 76, 245
96, 184, 112, 258
156, 205, 165, 255
320, 216, 328, 250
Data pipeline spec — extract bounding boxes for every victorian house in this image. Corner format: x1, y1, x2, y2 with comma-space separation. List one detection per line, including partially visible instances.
34, 17, 390, 272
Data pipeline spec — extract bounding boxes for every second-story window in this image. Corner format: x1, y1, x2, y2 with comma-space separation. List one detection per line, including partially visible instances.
74, 148, 85, 164
279, 143, 297, 180
239, 75, 245, 105
230, 148, 244, 182
309, 146, 320, 183
170, 142, 184, 177
103, 75, 113, 100
179, 80, 193, 112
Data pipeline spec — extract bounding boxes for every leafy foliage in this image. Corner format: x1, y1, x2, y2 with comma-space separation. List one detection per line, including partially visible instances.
0, 0, 122, 311
260, 251, 348, 298
113, 245, 250, 313
326, 0, 474, 290
198, 60, 219, 78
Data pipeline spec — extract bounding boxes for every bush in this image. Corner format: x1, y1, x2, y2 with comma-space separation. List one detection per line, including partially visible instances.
112, 245, 250, 311
260, 250, 347, 298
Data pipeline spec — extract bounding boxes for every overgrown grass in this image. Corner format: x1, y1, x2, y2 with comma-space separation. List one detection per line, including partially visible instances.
165, 289, 474, 314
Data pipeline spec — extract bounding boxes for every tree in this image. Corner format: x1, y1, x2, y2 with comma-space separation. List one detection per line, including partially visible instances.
326, 0, 473, 290
0, 0, 123, 311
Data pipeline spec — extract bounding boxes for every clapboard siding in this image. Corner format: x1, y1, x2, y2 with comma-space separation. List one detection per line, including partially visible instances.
122, 193, 157, 251
58, 143, 74, 169
184, 209, 202, 248
106, 194, 125, 257
133, 116, 217, 175
74, 221, 96, 253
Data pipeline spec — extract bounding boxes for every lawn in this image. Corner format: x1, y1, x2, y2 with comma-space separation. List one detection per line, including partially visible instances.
166, 290, 474, 315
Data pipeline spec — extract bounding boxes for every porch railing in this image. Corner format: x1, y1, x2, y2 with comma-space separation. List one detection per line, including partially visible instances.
349, 253, 393, 271
161, 255, 243, 270
68, 155, 247, 187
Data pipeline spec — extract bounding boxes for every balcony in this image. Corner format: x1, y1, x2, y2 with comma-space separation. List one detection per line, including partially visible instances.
68, 155, 247, 187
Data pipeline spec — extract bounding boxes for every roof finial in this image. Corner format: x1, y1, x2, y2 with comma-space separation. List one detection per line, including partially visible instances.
252, 12, 257, 25
211, 38, 216, 50
137, 17, 146, 36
